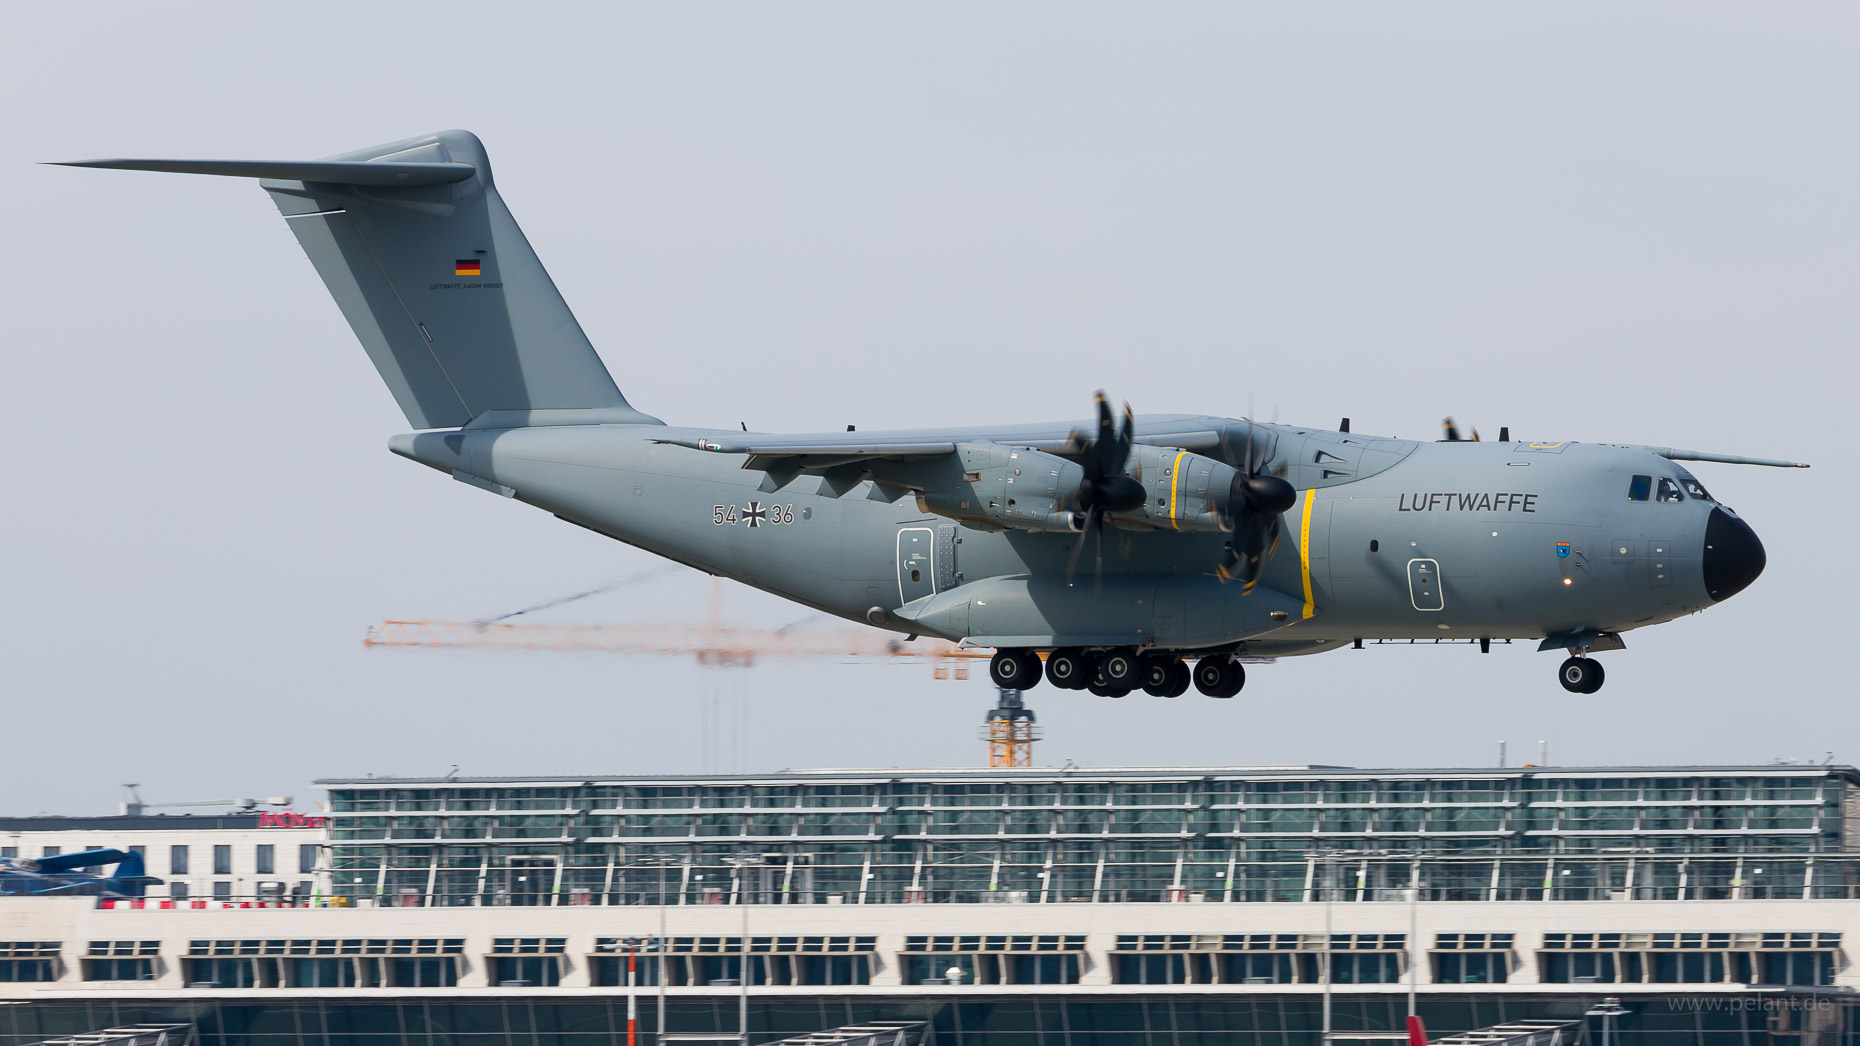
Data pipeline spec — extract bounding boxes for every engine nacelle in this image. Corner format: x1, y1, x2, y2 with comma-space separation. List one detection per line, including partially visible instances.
1116, 445, 1240, 533
915, 443, 1084, 532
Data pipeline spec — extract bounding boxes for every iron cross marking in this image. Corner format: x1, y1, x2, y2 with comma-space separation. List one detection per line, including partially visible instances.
744, 502, 767, 528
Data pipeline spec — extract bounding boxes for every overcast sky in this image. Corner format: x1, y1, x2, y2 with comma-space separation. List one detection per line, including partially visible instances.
3, 3, 1855, 816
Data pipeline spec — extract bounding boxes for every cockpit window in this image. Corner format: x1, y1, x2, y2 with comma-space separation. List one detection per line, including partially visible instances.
1675, 468, 1713, 502
1656, 477, 1684, 503
1628, 475, 1652, 502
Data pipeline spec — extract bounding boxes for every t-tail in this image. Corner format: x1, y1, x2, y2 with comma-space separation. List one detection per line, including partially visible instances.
56, 131, 659, 431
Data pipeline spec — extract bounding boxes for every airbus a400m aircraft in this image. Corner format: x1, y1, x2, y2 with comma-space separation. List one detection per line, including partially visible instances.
61, 130, 1806, 697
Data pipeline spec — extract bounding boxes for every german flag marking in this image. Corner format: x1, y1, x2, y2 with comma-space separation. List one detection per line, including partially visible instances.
455, 259, 482, 277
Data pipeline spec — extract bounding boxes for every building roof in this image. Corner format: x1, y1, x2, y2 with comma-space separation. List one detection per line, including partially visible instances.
0, 813, 266, 832
316, 763, 1860, 787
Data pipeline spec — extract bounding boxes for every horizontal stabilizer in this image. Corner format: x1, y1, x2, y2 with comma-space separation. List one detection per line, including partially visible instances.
52, 158, 475, 187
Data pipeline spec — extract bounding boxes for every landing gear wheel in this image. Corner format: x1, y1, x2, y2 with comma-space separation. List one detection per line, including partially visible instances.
990, 650, 1042, 690
1193, 657, 1246, 698
1558, 656, 1605, 694
1140, 656, 1188, 698
1164, 659, 1192, 698
1100, 648, 1141, 689
1089, 682, 1131, 698
1045, 648, 1090, 690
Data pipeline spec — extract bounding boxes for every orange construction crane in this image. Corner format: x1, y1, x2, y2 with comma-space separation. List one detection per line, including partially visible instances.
362, 618, 986, 675
362, 583, 1048, 761
980, 688, 1042, 767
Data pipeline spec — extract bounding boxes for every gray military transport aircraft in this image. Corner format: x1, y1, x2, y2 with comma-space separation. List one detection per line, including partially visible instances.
60, 130, 1805, 697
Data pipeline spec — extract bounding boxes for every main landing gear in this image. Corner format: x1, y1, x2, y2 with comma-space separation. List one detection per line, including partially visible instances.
992, 647, 1232, 699
1557, 656, 1606, 694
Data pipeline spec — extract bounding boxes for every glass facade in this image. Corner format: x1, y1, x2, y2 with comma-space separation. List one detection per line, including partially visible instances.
0, 994, 1854, 1046
315, 767, 1859, 906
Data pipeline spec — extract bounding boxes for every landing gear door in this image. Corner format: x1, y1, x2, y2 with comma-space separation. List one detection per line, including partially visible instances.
897, 527, 936, 604
1407, 558, 1444, 611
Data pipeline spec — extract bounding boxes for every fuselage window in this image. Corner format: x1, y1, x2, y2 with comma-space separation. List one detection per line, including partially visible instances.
1628, 475, 1652, 502
1657, 477, 1684, 503
1675, 468, 1713, 502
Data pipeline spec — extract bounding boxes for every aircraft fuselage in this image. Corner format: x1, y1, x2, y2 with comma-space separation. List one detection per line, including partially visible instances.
394, 416, 1763, 662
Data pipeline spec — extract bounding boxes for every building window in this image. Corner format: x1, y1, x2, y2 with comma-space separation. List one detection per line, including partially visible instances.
170, 883, 188, 901
1114, 954, 1192, 985
0, 944, 60, 983
1762, 951, 1835, 986
212, 882, 232, 901
1652, 952, 1726, 983
255, 845, 274, 875
1329, 952, 1402, 984
299, 844, 319, 874
1223, 953, 1301, 984
170, 846, 188, 875
1432, 933, 1513, 984
290, 957, 364, 988
183, 957, 270, 988
902, 936, 1086, 986
1434, 952, 1510, 984
213, 845, 232, 875
491, 938, 566, 987
803, 955, 874, 985
82, 957, 156, 981
390, 957, 459, 987
490, 955, 560, 987
1542, 952, 1619, 983
593, 955, 664, 987
42, 846, 60, 858
0, 959, 57, 982
0, 848, 14, 859
906, 954, 976, 985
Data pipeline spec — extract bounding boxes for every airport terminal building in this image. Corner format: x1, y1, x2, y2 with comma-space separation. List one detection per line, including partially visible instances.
1, 763, 1856, 1046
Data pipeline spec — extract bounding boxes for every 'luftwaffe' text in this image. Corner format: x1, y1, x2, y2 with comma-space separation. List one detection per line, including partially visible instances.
1398, 492, 1538, 512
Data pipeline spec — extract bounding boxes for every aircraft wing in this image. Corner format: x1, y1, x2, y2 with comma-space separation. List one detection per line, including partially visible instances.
653, 425, 1226, 471
33, 848, 129, 873
651, 436, 958, 471
1610, 445, 1809, 469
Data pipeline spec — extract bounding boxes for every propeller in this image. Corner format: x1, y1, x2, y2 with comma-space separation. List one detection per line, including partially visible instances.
1064, 392, 1147, 586
1215, 419, 1297, 588
1442, 417, 1481, 442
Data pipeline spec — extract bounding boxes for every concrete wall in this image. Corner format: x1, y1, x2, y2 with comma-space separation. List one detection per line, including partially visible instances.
1, 895, 1854, 998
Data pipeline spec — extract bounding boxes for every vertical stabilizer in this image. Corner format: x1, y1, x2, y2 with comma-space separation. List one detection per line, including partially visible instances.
58, 130, 659, 430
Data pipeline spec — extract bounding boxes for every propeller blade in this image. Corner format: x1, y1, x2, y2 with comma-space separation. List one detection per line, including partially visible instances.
1065, 507, 1098, 585
1094, 514, 1104, 593
1094, 392, 1116, 474
1443, 417, 1463, 442
1113, 401, 1135, 472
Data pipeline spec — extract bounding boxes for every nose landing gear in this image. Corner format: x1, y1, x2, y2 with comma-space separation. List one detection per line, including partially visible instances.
1558, 656, 1606, 694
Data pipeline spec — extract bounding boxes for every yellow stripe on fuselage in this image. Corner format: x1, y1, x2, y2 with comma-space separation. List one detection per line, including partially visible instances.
1299, 489, 1317, 619
1168, 450, 1187, 529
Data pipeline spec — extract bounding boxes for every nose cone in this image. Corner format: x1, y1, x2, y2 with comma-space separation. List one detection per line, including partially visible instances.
1703, 507, 1765, 601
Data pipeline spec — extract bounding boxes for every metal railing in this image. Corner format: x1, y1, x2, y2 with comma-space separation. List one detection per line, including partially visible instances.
22, 1025, 196, 1046
1431, 1020, 1584, 1046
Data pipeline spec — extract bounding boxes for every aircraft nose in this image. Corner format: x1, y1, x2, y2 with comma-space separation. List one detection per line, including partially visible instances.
1703, 507, 1765, 602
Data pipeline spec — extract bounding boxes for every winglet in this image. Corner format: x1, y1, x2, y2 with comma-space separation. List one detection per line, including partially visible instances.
1407, 1016, 1428, 1046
